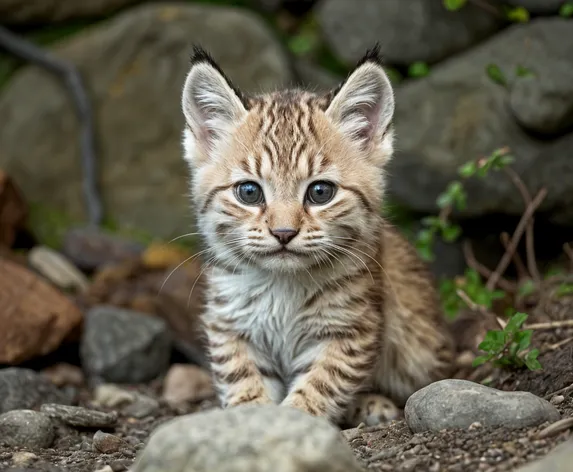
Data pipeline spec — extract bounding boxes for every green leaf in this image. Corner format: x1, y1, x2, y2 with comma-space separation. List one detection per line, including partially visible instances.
504, 312, 528, 334
472, 354, 492, 367
486, 64, 507, 86
421, 216, 442, 228
442, 224, 462, 242
506, 6, 530, 22
408, 61, 430, 78
518, 279, 536, 297
417, 244, 434, 262
458, 161, 477, 178
524, 349, 542, 371
516, 65, 534, 78
556, 283, 573, 297
417, 228, 435, 245
559, 2, 573, 17
478, 330, 505, 353
436, 192, 454, 209
514, 330, 532, 351
443, 0, 467, 11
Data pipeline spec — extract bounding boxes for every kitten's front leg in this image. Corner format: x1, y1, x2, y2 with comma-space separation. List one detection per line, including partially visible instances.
281, 326, 380, 423
205, 321, 272, 407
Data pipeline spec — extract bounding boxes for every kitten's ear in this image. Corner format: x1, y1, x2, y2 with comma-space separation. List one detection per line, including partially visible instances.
181, 47, 248, 160
325, 45, 394, 153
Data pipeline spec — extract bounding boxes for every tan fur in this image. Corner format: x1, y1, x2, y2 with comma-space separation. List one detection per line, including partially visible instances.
180, 48, 454, 424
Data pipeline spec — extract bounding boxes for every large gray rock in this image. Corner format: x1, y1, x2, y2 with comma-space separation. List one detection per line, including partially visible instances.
131, 405, 362, 472
388, 18, 573, 225
0, 368, 71, 414
405, 379, 560, 433
316, 0, 502, 67
80, 305, 171, 383
0, 410, 54, 449
0, 3, 292, 240
0, 0, 140, 24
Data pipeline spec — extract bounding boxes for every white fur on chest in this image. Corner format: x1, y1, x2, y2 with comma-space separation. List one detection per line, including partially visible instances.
207, 269, 319, 377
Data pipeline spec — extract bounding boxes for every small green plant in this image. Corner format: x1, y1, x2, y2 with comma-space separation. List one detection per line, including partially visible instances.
408, 61, 430, 78
556, 283, 573, 297
504, 6, 530, 22
443, 0, 467, 11
439, 269, 505, 319
559, 2, 573, 17
415, 147, 514, 262
472, 312, 542, 371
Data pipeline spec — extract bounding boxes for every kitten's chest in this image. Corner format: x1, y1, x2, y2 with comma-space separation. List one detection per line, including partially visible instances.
207, 270, 311, 362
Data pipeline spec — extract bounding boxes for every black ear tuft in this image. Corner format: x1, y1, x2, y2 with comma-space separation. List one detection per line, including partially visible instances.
355, 43, 384, 68
188, 45, 249, 109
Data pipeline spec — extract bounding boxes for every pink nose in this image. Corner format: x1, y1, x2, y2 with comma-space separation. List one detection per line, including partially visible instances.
270, 228, 299, 245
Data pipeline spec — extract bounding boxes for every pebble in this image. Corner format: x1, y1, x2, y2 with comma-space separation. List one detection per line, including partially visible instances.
131, 405, 362, 472
94, 466, 114, 472
515, 437, 573, 471
93, 431, 132, 454
0, 368, 72, 414
122, 395, 159, 419
405, 379, 560, 433
11, 451, 38, 467
41, 404, 118, 428
42, 363, 85, 388
550, 395, 565, 405
161, 364, 215, 406
80, 305, 171, 383
28, 245, 89, 292
0, 410, 54, 448
93, 384, 136, 408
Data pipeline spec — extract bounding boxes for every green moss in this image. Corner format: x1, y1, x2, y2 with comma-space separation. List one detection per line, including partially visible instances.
27, 203, 79, 249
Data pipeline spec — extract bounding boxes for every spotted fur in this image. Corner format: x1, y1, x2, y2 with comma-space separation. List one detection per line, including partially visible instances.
180, 45, 454, 424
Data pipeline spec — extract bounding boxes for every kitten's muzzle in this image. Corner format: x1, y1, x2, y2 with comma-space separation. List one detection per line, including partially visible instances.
270, 228, 299, 245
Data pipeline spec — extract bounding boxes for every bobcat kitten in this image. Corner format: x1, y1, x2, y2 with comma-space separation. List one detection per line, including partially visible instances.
180, 46, 454, 424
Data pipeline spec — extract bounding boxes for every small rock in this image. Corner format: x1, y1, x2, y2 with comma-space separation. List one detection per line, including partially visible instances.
161, 364, 214, 406
141, 242, 192, 270
41, 404, 117, 428
11, 451, 38, 467
345, 394, 400, 427
93, 384, 136, 408
122, 395, 159, 419
550, 395, 565, 405
42, 363, 85, 388
28, 245, 89, 292
0, 410, 54, 448
131, 405, 362, 472
468, 421, 483, 430
0, 260, 83, 364
95, 466, 114, 472
93, 430, 131, 454
405, 379, 560, 433
80, 305, 171, 383
0, 368, 71, 413
62, 227, 145, 272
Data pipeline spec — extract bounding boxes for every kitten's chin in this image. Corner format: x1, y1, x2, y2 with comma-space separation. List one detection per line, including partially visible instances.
254, 250, 313, 273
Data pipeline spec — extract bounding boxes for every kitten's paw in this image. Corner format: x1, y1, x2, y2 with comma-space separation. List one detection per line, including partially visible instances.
228, 393, 273, 408
345, 394, 400, 427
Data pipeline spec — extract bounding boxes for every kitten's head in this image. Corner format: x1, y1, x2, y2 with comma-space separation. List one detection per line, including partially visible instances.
181, 46, 395, 273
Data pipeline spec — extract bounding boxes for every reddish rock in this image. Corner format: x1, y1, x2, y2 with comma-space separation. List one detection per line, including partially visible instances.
0, 258, 83, 364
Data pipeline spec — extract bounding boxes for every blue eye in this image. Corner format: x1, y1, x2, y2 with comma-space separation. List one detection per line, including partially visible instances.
306, 181, 336, 205
235, 181, 264, 205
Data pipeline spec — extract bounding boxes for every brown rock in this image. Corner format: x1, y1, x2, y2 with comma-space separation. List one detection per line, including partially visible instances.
0, 258, 83, 364
0, 170, 27, 248
42, 363, 85, 388
162, 364, 215, 406
93, 430, 132, 454
141, 242, 193, 270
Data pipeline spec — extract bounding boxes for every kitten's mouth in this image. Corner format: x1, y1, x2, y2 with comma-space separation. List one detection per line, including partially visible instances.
260, 247, 304, 257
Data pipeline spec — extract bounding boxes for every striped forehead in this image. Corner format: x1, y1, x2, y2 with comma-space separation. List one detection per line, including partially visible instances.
238, 92, 330, 184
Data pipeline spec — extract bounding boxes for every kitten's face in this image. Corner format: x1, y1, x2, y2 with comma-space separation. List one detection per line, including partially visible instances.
181, 48, 394, 273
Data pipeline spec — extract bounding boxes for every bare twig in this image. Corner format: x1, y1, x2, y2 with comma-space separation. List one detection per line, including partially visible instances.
526, 320, 573, 330
500, 232, 528, 282
535, 417, 573, 440
462, 240, 517, 292
486, 188, 547, 291
503, 167, 541, 285
0, 26, 102, 227
544, 382, 573, 400
544, 336, 573, 353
